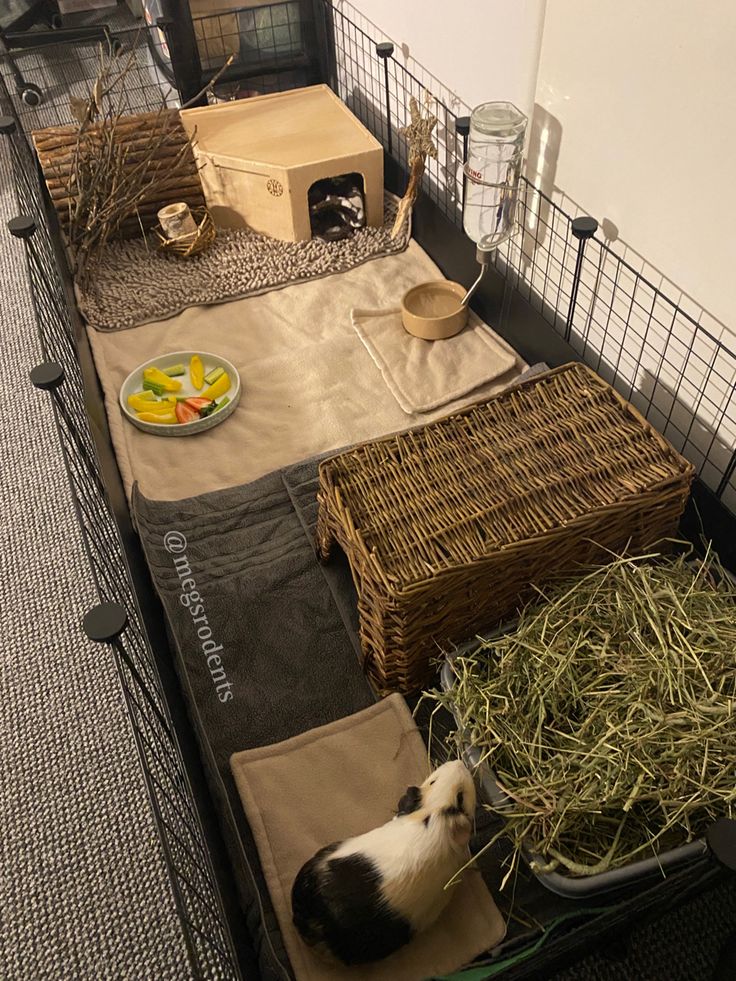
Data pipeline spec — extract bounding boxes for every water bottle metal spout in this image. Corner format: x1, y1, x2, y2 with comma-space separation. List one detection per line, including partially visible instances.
460, 243, 495, 307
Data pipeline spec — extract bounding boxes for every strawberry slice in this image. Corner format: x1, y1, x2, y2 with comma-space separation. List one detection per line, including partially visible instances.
175, 401, 199, 424
184, 397, 214, 414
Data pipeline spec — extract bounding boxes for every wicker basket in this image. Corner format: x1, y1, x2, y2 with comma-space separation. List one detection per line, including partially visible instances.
153, 209, 216, 258
316, 363, 695, 694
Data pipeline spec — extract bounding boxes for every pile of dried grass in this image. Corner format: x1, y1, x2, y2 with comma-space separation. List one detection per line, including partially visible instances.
429, 544, 736, 879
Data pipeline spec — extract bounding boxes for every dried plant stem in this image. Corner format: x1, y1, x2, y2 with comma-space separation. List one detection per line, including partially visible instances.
391, 93, 438, 240
38, 38, 234, 289
391, 155, 426, 238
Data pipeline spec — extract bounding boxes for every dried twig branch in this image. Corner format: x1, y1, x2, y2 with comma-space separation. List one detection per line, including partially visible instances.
391, 92, 438, 239
55, 38, 233, 289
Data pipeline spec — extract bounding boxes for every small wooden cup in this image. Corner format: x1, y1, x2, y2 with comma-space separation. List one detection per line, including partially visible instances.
158, 202, 198, 239
153, 208, 216, 258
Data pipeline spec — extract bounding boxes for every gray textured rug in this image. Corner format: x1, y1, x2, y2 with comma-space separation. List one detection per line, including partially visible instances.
78, 197, 409, 332
0, 27, 191, 981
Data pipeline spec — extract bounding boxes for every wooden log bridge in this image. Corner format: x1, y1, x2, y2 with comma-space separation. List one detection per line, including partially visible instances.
31, 108, 207, 241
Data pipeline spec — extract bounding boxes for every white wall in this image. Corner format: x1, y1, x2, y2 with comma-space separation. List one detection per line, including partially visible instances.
344, 0, 735, 501
341, 0, 547, 123
348, 0, 733, 332
535, 0, 736, 334
531, 1, 736, 506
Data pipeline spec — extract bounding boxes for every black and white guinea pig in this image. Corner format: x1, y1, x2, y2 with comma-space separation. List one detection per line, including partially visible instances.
291, 759, 476, 966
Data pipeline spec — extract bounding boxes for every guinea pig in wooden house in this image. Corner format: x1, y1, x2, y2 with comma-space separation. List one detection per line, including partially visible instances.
291, 759, 476, 965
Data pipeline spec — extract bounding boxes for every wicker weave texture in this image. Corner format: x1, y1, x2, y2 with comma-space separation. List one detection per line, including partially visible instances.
316, 363, 694, 693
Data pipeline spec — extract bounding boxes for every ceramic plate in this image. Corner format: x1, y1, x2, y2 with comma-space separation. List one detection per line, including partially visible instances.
119, 351, 241, 437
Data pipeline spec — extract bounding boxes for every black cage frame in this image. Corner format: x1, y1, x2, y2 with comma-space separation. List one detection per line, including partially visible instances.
2, 2, 735, 978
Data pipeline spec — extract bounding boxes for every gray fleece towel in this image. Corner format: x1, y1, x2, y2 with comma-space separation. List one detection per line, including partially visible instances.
132, 459, 373, 757
132, 458, 374, 981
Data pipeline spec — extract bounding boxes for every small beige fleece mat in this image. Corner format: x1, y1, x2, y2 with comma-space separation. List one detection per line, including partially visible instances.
87, 241, 527, 502
230, 695, 505, 981
351, 307, 519, 414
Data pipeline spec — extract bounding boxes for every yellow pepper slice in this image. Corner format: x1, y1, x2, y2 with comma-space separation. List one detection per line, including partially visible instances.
127, 390, 156, 405
202, 371, 230, 401
143, 366, 182, 392
128, 393, 174, 413
136, 410, 178, 424
143, 401, 177, 413
190, 354, 204, 391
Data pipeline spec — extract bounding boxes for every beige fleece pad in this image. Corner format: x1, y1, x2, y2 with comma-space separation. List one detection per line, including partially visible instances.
351, 307, 518, 414
230, 695, 505, 981
87, 240, 526, 501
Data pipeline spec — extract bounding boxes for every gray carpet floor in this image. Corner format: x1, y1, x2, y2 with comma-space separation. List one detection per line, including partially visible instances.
551, 878, 736, 981
0, 13, 190, 981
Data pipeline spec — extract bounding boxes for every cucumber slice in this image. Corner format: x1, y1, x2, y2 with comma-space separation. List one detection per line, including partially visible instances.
163, 363, 186, 377
131, 390, 157, 401
204, 366, 224, 386
142, 379, 167, 395
213, 395, 230, 414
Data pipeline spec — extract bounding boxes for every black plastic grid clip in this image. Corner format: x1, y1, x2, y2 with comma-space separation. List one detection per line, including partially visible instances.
8, 215, 36, 239
83, 602, 129, 644
30, 362, 65, 392
565, 215, 599, 342
375, 41, 394, 155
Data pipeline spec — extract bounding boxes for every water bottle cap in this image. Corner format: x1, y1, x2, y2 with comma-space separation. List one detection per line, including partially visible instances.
470, 101, 527, 139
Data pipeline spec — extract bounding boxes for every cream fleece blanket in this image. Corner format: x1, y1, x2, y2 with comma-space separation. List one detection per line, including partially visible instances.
351, 307, 518, 414
87, 241, 526, 501
230, 694, 505, 981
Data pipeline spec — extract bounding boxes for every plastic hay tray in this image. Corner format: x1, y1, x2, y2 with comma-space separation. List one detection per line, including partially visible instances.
440, 645, 708, 899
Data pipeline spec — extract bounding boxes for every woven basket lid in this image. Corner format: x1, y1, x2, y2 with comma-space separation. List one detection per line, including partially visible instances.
321, 363, 694, 586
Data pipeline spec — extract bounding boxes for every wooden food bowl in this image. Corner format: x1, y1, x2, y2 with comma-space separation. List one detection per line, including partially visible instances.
401, 281, 468, 340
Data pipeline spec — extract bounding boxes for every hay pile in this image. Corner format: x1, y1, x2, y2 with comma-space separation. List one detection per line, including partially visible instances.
433, 545, 736, 878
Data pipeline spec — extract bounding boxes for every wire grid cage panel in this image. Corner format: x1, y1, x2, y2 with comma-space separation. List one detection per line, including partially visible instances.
322, 1, 585, 339
0, 3, 731, 977
314, 1, 735, 512
0, 21, 177, 130
1, 85, 239, 981
498, 196, 736, 510
2, 6, 734, 968
491, 179, 578, 336
322, 0, 465, 228
561, 238, 736, 512
4, 0, 731, 513
193, 0, 318, 93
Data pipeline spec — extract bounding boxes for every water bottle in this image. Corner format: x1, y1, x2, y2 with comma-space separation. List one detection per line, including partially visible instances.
463, 102, 527, 250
